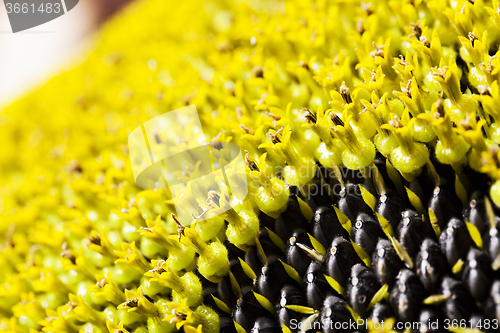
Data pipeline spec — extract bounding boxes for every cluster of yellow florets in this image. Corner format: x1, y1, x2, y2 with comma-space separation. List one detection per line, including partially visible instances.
3, 0, 500, 332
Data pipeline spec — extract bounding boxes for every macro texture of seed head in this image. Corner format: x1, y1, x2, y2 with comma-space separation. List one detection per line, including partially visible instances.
3, 0, 500, 332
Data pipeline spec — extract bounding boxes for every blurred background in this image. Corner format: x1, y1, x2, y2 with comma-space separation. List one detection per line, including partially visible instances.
0, 0, 132, 106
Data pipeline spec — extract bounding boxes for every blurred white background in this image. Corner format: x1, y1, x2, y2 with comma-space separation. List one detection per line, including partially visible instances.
0, 0, 130, 106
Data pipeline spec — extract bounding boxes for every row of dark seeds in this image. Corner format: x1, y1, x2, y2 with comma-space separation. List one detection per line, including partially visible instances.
204, 154, 500, 332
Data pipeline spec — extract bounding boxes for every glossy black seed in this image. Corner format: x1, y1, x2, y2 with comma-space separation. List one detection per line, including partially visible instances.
243, 237, 281, 272
347, 263, 380, 318
462, 248, 493, 303
389, 269, 427, 323
276, 285, 307, 330
320, 295, 355, 333
418, 308, 443, 333
217, 276, 238, 309
342, 168, 365, 186
397, 210, 437, 258
217, 259, 254, 307
361, 177, 378, 197
368, 302, 394, 324
311, 205, 349, 248
372, 154, 397, 191
245, 246, 264, 276
483, 221, 500, 262
227, 242, 247, 262
301, 193, 318, 216
241, 285, 254, 295
431, 159, 457, 184
308, 167, 335, 208
286, 229, 313, 277
463, 191, 488, 235
337, 183, 372, 224
257, 255, 297, 304
428, 184, 463, 230
258, 228, 285, 258
233, 290, 273, 331
250, 317, 281, 333
439, 218, 474, 267
409, 176, 432, 207
202, 284, 219, 311
326, 237, 364, 288
460, 166, 492, 195
351, 213, 387, 256
483, 280, 500, 321
415, 239, 450, 294
372, 239, 405, 288
304, 261, 338, 310
220, 315, 238, 333
375, 191, 410, 230
257, 212, 276, 231
439, 277, 476, 321
275, 194, 309, 240
233, 259, 255, 286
